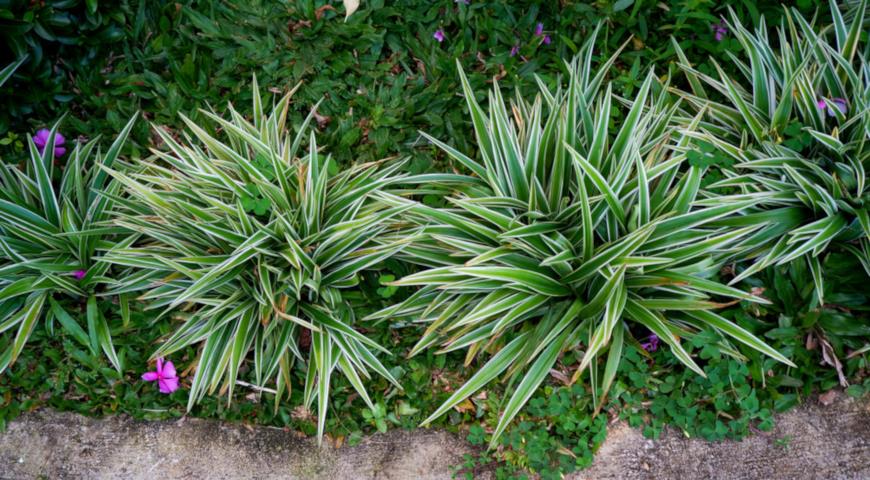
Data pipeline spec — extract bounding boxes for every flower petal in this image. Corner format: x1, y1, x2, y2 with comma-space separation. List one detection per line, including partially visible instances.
158, 377, 180, 394
34, 129, 50, 145
161, 360, 177, 379
55, 147, 66, 157
142, 371, 159, 382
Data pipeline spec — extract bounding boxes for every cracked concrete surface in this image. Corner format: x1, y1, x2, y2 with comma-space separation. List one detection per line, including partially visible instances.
0, 392, 867, 479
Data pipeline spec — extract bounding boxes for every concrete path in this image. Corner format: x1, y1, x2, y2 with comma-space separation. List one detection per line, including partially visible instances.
573, 390, 870, 480
0, 392, 867, 479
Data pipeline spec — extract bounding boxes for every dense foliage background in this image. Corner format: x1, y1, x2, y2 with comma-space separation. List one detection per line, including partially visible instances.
1, 1, 868, 478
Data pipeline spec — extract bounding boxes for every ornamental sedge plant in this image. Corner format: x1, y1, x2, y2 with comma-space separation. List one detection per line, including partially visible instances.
672, 2, 869, 304
0, 58, 25, 88
101, 80, 412, 443
369, 29, 795, 446
0, 110, 138, 373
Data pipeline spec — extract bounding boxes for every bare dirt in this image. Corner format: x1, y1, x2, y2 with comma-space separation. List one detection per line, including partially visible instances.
0, 391, 867, 479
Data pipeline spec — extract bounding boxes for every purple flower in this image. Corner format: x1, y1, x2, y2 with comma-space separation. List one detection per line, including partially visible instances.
534, 22, 544, 36
817, 97, 847, 117
71, 269, 87, 281
831, 98, 848, 115
433, 29, 445, 43
641, 334, 659, 352
542, 35, 551, 45
33, 129, 66, 157
510, 43, 520, 57
712, 20, 728, 42
142, 358, 180, 394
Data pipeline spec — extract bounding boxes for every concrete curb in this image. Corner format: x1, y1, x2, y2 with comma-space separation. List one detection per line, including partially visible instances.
0, 392, 867, 479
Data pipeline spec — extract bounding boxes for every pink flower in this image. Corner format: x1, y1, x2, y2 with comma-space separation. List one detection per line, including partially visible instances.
33, 129, 66, 157
72, 269, 87, 281
142, 358, 180, 394
534, 22, 544, 36
433, 29, 445, 43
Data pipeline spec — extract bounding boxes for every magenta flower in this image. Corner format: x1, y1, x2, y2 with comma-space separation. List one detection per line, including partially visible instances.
640, 334, 659, 352
433, 29, 445, 43
142, 358, 180, 394
712, 20, 728, 42
534, 22, 544, 36
33, 129, 66, 157
71, 269, 87, 281
510, 43, 520, 57
542, 35, 551, 45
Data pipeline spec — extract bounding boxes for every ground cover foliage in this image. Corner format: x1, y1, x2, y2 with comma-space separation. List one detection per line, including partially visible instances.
1, 1, 869, 478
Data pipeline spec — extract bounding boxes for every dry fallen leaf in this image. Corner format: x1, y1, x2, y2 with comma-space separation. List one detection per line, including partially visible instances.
315, 4, 336, 20
819, 334, 848, 387
454, 398, 475, 414
313, 111, 331, 129
819, 389, 837, 406
549, 368, 571, 386
806, 332, 818, 350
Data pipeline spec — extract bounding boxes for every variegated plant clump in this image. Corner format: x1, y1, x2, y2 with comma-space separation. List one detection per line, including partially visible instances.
673, 3, 869, 304
0, 111, 138, 374
369, 30, 795, 446
101, 81, 412, 443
